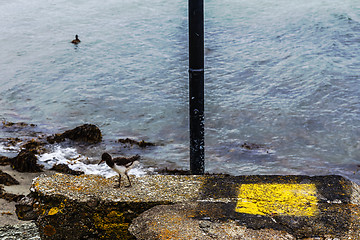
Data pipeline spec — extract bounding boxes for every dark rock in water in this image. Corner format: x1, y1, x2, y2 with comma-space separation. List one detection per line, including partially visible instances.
118, 138, 155, 148
0, 170, 19, 185
10, 149, 42, 172
0, 137, 23, 153
2, 137, 22, 147
156, 168, 230, 176
241, 142, 271, 153
241, 142, 264, 150
138, 140, 155, 148
46, 134, 61, 144
47, 124, 102, 144
21, 139, 46, 153
0, 156, 11, 166
51, 164, 84, 176
8, 139, 46, 172
156, 168, 192, 175
61, 124, 102, 143
1, 121, 36, 128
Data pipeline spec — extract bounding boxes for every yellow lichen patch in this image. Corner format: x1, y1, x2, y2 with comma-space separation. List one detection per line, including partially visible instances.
48, 207, 59, 215
33, 181, 40, 190
47, 200, 66, 215
44, 199, 66, 216
107, 210, 123, 219
93, 211, 132, 239
236, 183, 318, 216
40, 209, 46, 215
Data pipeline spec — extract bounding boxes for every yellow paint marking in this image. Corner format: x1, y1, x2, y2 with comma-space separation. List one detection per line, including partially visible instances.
235, 183, 318, 216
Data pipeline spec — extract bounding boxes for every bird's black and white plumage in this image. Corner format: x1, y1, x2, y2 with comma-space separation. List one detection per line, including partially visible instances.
71, 35, 81, 44
98, 152, 139, 188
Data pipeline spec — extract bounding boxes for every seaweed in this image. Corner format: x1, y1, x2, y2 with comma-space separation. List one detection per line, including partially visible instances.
47, 124, 102, 144
118, 138, 155, 148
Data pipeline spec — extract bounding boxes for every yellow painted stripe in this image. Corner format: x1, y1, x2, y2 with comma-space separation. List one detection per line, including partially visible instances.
235, 183, 318, 216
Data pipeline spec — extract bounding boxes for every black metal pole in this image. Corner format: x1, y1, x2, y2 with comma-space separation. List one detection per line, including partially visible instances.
189, 0, 204, 174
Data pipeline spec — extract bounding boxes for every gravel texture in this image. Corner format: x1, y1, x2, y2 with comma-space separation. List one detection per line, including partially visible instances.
0, 222, 40, 240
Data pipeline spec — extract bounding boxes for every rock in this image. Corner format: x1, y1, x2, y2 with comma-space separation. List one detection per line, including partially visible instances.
241, 142, 265, 150
21, 139, 46, 154
16, 174, 360, 239
15, 194, 38, 220
10, 150, 42, 172
155, 168, 230, 176
51, 164, 84, 176
0, 190, 24, 202
16, 174, 203, 240
0, 156, 11, 166
1, 121, 36, 128
129, 203, 295, 240
156, 168, 192, 175
47, 124, 102, 144
0, 170, 19, 185
8, 138, 47, 172
241, 142, 271, 154
118, 138, 155, 148
46, 134, 61, 144
0, 222, 40, 239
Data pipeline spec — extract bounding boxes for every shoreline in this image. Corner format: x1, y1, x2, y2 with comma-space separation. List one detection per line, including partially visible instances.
0, 165, 55, 227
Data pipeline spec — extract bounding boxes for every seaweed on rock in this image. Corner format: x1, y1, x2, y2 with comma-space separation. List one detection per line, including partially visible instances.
10, 149, 43, 172
47, 124, 102, 144
51, 164, 84, 176
118, 138, 155, 148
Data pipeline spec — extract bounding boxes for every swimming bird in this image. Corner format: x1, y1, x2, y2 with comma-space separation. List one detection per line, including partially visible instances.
98, 152, 140, 188
71, 35, 81, 44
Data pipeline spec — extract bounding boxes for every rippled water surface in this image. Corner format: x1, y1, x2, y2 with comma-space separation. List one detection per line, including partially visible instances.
0, 0, 359, 181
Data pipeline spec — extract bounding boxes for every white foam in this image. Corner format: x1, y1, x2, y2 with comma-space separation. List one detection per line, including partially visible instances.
0, 142, 21, 153
37, 146, 147, 178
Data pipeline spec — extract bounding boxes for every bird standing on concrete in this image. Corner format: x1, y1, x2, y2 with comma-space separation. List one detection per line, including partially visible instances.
98, 152, 140, 188
71, 35, 81, 44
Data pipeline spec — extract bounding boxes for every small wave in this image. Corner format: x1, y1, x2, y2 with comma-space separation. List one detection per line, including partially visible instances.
37, 146, 147, 178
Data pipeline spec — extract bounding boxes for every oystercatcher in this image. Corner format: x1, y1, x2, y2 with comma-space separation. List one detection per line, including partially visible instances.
98, 152, 140, 188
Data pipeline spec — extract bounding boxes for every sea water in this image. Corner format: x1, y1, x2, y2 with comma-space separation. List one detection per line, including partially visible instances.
0, 0, 359, 181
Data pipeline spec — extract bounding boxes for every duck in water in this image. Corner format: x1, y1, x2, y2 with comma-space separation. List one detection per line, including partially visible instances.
71, 35, 81, 44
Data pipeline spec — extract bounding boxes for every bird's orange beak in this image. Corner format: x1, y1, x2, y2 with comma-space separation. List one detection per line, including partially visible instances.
98, 159, 105, 165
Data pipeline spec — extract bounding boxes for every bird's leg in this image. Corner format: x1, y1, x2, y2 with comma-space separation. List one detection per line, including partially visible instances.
125, 172, 132, 188
114, 174, 121, 188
